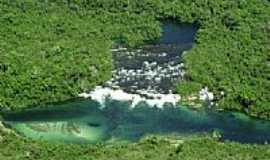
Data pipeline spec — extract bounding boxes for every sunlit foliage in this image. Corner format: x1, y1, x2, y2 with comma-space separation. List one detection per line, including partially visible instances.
0, 0, 160, 110
1, 0, 269, 118
1, 129, 270, 160
0, 0, 270, 159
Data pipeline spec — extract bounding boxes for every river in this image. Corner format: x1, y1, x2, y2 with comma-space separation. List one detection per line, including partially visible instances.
2, 21, 270, 144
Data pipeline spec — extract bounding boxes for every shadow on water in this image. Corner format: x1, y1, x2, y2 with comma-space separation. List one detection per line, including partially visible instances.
111, 21, 198, 94
2, 98, 270, 144
114, 21, 198, 68
2, 21, 269, 144
158, 21, 198, 45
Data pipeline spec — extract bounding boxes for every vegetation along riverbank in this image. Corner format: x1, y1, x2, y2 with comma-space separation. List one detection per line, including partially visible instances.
0, 0, 270, 159
1, 127, 270, 160
1, 0, 269, 118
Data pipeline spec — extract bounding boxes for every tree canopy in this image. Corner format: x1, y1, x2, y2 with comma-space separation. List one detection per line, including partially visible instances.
0, 0, 269, 117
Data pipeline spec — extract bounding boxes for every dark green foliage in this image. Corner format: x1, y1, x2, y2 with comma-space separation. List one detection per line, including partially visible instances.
0, 2, 113, 110
176, 81, 202, 97
44, 0, 270, 119
1, 129, 270, 160
0, 0, 161, 110
174, 0, 270, 119
0, 0, 270, 159
1, 0, 270, 156
1, 0, 269, 117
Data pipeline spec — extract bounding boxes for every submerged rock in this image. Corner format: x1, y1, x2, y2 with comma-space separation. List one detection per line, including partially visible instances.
3, 107, 110, 144
4, 120, 108, 143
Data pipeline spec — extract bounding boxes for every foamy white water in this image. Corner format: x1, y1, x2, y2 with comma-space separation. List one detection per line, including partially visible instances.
79, 86, 181, 108
78, 45, 216, 109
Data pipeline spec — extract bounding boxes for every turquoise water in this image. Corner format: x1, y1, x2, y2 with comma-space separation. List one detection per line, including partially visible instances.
2, 98, 270, 144
2, 21, 269, 145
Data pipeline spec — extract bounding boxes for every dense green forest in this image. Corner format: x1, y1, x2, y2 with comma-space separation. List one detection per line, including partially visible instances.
1, 128, 270, 160
0, 0, 161, 110
1, 0, 269, 118
0, 0, 270, 159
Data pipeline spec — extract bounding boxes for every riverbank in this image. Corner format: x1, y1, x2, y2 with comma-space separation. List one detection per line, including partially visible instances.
0, 0, 270, 119
1, 128, 270, 160
3, 98, 270, 144
1, 0, 269, 119
1, 1, 269, 159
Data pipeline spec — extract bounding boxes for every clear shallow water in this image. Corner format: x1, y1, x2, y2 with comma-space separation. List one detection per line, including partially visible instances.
3, 21, 270, 145
3, 98, 270, 144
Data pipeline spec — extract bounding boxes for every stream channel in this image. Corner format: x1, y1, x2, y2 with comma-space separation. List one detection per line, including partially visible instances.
2, 21, 270, 144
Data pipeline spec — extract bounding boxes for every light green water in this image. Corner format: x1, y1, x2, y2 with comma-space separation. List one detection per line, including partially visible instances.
3, 98, 270, 144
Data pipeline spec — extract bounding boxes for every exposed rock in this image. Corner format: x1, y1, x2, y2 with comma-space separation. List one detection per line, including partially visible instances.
0, 121, 14, 134
199, 87, 214, 101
